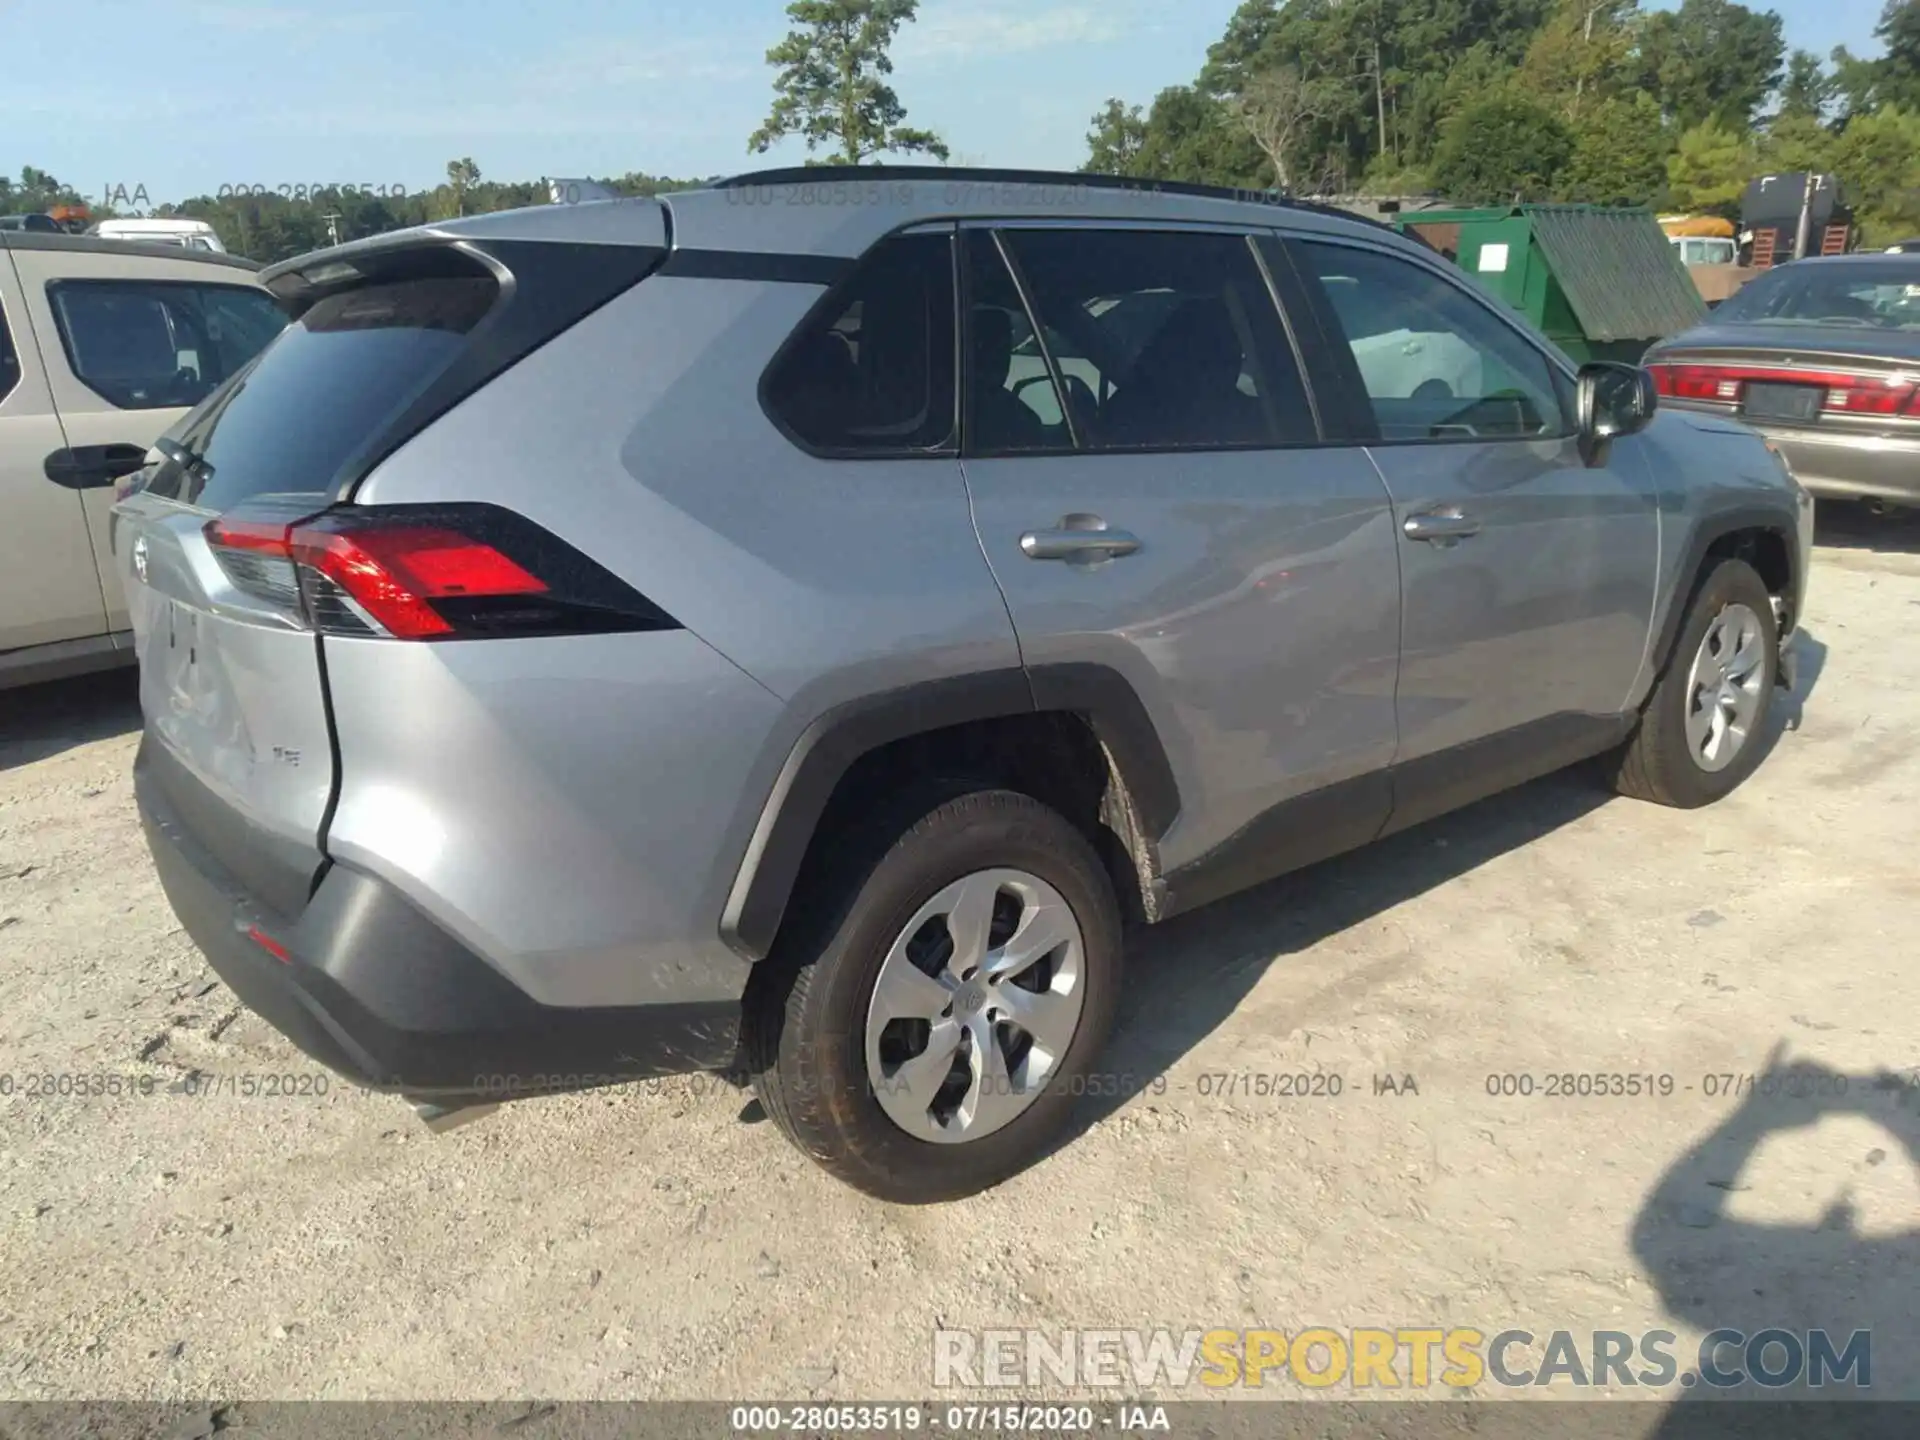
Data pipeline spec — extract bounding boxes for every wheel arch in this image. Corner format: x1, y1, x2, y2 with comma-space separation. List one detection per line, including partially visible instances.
1651, 504, 1802, 679
718, 664, 1180, 961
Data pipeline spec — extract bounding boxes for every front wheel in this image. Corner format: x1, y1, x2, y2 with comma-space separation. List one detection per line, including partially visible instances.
744, 788, 1122, 1204
1610, 557, 1779, 808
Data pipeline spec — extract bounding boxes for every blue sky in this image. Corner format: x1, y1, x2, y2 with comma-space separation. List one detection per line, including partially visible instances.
2, 0, 1898, 207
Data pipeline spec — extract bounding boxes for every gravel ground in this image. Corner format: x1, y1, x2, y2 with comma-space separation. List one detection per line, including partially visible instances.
1, 510, 1916, 1409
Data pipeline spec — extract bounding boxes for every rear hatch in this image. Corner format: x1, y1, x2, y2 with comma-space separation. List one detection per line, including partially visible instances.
115, 224, 666, 916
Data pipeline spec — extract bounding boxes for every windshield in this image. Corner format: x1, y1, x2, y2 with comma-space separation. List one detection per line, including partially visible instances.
1714, 261, 1920, 329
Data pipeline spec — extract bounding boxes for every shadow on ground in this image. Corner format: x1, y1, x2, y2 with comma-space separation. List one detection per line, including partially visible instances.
1814, 500, 1920, 556
1631, 1047, 1920, 1428
1061, 625, 1827, 1149
0, 667, 141, 773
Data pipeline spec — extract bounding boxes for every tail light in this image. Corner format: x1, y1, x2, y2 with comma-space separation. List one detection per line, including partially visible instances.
204, 503, 678, 640
1648, 362, 1920, 416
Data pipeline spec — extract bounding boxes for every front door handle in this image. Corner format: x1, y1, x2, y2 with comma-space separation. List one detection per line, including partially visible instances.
45, 444, 150, 490
1021, 513, 1142, 564
1402, 507, 1481, 544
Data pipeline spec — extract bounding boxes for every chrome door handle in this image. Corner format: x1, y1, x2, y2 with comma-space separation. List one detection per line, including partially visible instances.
1402, 508, 1481, 544
1020, 515, 1142, 563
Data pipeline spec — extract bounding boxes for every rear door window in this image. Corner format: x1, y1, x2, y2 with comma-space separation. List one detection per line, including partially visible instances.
151, 275, 498, 510
980, 228, 1314, 452
47, 280, 285, 411
762, 231, 957, 454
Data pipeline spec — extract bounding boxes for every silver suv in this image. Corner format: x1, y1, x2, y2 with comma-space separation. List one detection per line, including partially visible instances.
116, 168, 1814, 1203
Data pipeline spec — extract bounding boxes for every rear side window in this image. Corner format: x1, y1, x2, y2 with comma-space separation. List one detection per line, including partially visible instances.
155, 276, 497, 510
985, 228, 1314, 452
48, 280, 285, 412
763, 232, 957, 454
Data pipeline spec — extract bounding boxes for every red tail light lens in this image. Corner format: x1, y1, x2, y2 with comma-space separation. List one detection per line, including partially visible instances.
291, 524, 547, 638
1647, 361, 1920, 416
1647, 364, 1742, 402
205, 504, 676, 641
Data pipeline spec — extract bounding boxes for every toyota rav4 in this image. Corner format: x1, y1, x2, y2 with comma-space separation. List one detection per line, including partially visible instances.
116, 168, 1814, 1203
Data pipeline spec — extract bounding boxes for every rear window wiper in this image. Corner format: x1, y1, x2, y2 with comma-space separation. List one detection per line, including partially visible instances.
152, 436, 215, 500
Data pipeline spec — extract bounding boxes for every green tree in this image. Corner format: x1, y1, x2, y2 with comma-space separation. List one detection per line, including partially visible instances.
1428, 94, 1574, 202
1776, 49, 1837, 121
1233, 65, 1346, 190
748, 0, 947, 165
1879, 0, 1920, 109
1636, 0, 1786, 129
1760, 114, 1835, 172
1197, 0, 1286, 98
0, 166, 85, 214
1517, 0, 1635, 125
1083, 99, 1151, 175
1828, 104, 1920, 242
1132, 86, 1267, 188
1664, 117, 1756, 211
445, 157, 481, 217
1558, 92, 1668, 203
1832, 1, 1920, 116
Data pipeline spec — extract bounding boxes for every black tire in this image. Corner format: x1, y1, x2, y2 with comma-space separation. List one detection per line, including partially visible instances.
1610, 557, 1778, 808
742, 786, 1122, 1204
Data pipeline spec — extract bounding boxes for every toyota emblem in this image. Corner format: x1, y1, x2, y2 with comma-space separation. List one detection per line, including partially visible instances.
131, 536, 149, 584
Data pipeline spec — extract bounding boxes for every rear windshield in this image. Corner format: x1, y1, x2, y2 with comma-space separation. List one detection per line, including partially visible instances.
49, 280, 286, 411
1714, 261, 1920, 330
153, 275, 497, 510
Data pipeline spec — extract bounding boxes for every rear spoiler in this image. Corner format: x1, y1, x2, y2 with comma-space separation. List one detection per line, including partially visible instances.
261, 199, 672, 312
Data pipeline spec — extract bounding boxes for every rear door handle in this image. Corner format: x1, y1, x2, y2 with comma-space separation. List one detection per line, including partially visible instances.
45, 444, 150, 490
1402, 508, 1481, 544
1020, 514, 1142, 564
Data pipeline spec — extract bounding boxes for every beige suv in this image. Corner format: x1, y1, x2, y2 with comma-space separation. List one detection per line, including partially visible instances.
1, 232, 282, 688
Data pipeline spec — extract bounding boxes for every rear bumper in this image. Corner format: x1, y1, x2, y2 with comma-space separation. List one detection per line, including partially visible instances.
1741, 423, 1920, 505
136, 743, 741, 1102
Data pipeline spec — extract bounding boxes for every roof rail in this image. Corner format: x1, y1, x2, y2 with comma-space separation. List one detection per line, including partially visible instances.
713, 165, 1403, 235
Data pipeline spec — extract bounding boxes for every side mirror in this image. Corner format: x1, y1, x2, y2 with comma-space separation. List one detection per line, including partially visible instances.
1577, 362, 1657, 442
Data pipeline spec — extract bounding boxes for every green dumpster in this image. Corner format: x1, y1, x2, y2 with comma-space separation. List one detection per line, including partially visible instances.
1395, 204, 1707, 365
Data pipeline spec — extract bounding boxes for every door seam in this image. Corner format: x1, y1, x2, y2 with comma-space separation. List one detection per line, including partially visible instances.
1363, 443, 1409, 784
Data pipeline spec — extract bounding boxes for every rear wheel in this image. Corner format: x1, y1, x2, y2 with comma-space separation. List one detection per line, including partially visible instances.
744, 787, 1121, 1204
1611, 557, 1778, 808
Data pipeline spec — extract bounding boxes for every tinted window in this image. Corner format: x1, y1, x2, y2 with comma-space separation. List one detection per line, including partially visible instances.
764, 232, 956, 453
965, 233, 1069, 452
1713, 260, 1920, 329
0, 294, 18, 404
1298, 241, 1569, 442
153, 276, 497, 510
988, 229, 1313, 452
48, 281, 286, 411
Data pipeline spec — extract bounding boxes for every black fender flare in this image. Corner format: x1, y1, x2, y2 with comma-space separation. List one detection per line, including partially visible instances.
718, 663, 1180, 960
1647, 502, 1803, 679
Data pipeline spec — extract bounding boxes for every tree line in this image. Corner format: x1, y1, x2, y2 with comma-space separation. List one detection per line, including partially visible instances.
1084, 0, 1920, 243
9, 0, 1919, 261
0, 161, 713, 265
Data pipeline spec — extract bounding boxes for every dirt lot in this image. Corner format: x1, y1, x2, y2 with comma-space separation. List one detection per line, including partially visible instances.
2, 511, 1917, 1409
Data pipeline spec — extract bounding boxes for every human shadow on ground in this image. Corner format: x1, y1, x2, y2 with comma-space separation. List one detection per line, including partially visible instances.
1630, 1045, 1919, 1435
